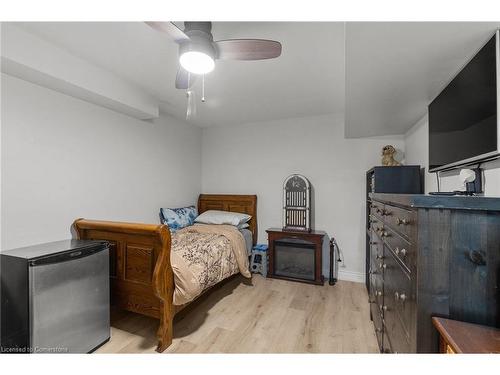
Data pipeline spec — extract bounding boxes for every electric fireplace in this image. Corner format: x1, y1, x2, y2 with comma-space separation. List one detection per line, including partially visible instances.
267, 228, 325, 285
274, 238, 315, 280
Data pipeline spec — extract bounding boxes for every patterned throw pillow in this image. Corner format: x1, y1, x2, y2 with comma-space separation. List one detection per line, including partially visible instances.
160, 206, 198, 232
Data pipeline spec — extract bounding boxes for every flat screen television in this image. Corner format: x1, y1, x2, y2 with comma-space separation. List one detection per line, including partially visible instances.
428, 30, 500, 172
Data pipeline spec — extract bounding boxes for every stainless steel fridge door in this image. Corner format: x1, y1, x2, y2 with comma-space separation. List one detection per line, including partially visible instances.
29, 248, 109, 353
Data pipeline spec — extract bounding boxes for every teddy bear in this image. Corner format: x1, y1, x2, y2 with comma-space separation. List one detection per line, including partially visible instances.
381, 145, 401, 166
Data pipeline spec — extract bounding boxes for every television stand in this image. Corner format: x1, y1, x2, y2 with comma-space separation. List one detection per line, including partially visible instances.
430, 166, 484, 196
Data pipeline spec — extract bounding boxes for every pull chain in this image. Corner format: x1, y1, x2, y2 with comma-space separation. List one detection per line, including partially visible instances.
186, 72, 193, 120
201, 75, 206, 102
186, 90, 193, 120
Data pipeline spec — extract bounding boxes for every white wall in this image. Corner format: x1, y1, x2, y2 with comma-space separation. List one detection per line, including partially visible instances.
1, 74, 202, 250
201, 114, 405, 281
2, 23, 159, 120
405, 114, 500, 195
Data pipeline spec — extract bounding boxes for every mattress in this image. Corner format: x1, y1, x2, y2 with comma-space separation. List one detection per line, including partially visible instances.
240, 228, 253, 256
171, 224, 251, 305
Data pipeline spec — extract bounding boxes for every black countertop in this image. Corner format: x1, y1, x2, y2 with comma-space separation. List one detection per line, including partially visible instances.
370, 193, 500, 211
1, 239, 107, 260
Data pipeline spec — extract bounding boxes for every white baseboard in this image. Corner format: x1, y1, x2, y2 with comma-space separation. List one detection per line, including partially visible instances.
337, 269, 365, 283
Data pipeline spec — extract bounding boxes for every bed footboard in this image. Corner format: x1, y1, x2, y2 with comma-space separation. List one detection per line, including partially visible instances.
151, 222, 174, 352
72, 218, 173, 352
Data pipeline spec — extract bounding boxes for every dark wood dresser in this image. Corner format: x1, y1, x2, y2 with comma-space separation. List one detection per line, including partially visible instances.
368, 193, 500, 353
365, 166, 422, 289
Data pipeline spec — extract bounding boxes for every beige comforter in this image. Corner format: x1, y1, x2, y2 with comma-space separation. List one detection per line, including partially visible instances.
170, 224, 251, 305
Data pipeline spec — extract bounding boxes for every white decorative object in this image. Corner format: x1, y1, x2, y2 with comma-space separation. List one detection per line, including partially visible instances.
459, 169, 476, 185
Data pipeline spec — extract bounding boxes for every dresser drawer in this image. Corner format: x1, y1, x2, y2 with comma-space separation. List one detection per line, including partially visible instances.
384, 313, 411, 353
370, 202, 385, 221
382, 226, 413, 273
383, 249, 413, 347
370, 271, 384, 310
371, 251, 386, 281
370, 295, 384, 351
369, 257, 385, 319
372, 227, 385, 243
382, 325, 392, 354
369, 214, 384, 235
369, 249, 386, 319
382, 204, 415, 240
370, 234, 384, 264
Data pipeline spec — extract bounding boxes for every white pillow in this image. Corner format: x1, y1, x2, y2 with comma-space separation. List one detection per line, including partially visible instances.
196, 222, 249, 229
195, 210, 251, 227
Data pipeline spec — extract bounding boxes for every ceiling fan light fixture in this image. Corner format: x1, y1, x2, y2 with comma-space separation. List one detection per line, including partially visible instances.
180, 51, 215, 75
144, 21, 282, 90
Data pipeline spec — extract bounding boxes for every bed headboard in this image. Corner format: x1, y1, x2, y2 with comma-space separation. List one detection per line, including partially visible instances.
198, 194, 257, 245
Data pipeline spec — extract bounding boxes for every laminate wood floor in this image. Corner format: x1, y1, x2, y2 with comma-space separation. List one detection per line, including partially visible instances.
96, 275, 379, 353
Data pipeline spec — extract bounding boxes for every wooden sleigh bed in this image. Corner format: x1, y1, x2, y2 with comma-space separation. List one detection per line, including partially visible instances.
72, 194, 257, 352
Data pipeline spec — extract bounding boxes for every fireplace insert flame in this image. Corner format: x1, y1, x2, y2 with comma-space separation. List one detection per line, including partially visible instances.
274, 238, 315, 281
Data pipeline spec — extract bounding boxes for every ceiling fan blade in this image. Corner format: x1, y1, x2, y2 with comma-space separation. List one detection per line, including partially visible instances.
215, 39, 282, 60
145, 21, 190, 43
175, 67, 197, 90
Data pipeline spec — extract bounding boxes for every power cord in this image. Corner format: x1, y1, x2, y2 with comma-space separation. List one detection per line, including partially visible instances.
330, 237, 344, 268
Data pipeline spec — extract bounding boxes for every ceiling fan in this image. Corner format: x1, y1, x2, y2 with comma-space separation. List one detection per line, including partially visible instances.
145, 21, 282, 90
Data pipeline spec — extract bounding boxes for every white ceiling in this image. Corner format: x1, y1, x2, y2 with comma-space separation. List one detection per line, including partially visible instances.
11, 22, 500, 136
15, 22, 345, 128
345, 22, 500, 137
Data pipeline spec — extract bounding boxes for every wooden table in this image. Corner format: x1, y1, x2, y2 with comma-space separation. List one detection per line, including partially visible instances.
432, 317, 500, 353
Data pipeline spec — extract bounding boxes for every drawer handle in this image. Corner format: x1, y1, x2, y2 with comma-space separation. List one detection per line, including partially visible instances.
468, 250, 486, 266
378, 262, 386, 270
396, 217, 410, 226
395, 247, 407, 257
380, 305, 388, 311
395, 292, 407, 303
376, 290, 383, 297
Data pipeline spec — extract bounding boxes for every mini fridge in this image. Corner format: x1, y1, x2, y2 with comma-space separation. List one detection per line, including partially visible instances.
1, 240, 110, 353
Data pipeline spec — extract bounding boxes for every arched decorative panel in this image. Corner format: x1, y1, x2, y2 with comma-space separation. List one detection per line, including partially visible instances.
283, 174, 311, 232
